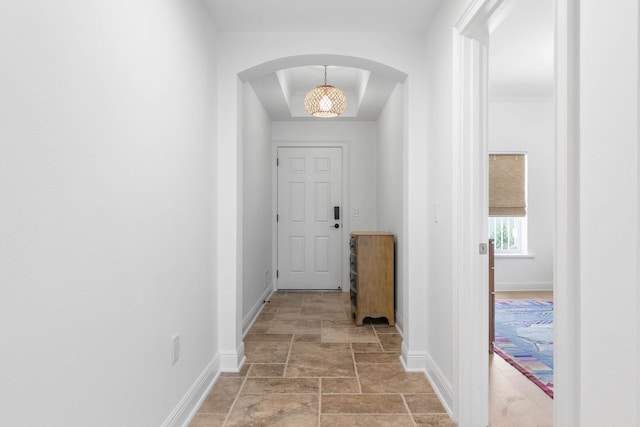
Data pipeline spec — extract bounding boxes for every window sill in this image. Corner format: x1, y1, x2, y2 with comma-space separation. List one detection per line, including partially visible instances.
495, 253, 535, 259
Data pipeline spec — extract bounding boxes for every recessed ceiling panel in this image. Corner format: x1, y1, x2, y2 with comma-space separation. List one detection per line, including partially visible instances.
249, 65, 396, 120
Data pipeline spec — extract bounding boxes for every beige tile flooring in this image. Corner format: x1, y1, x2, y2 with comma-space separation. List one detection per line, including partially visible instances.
189, 291, 457, 426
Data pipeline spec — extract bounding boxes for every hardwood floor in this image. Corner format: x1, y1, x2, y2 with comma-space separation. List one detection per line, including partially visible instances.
490, 291, 553, 427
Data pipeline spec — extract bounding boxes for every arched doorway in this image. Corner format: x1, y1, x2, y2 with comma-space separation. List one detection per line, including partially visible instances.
216, 47, 430, 399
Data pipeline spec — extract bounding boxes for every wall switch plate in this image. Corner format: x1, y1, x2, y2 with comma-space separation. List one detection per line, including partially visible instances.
171, 334, 180, 365
479, 243, 488, 254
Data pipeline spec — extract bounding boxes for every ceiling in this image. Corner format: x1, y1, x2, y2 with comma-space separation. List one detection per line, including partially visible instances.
203, 0, 554, 120
202, 0, 444, 33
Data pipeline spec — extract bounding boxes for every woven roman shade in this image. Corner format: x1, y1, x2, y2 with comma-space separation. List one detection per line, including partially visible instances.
489, 154, 526, 217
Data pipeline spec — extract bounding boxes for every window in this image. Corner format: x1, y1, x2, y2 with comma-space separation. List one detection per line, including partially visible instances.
489, 216, 527, 253
489, 153, 527, 254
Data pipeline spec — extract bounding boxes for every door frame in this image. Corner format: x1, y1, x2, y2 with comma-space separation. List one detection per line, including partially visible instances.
271, 141, 351, 292
452, 0, 579, 425
552, 0, 580, 425
452, 3, 493, 423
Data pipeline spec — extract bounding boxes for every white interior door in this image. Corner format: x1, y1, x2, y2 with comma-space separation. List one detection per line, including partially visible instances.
277, 147, 343, 290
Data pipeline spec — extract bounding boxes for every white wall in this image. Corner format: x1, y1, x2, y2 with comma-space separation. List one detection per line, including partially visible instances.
424, 0, 472, 411
579, 0, 639, 424
0, 1, 219, 426
489, 100, 554, 290
376, 84, 405, 329
242, 83, 273, 329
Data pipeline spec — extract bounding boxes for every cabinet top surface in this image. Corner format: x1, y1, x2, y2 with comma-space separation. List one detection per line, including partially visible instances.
350, 231, 394, 236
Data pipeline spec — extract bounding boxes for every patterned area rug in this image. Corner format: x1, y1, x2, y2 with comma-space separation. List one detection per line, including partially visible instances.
494, 299, 554, 398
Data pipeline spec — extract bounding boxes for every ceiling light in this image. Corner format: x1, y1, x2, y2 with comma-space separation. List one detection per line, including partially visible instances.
304, 66, 347, 118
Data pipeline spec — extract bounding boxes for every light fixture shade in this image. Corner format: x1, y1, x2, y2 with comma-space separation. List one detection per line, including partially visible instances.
304, 85, 347, 118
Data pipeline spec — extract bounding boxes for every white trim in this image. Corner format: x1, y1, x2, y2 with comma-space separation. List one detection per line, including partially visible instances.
494, 282, 554, 292
400, 347, 454, 421
554, 0, 580, 425
425, 352, 455, 419
489, 96, 555, 103
453, 1, 509, 425
456, 0, 509, 39
271, 140, 351, 293
495, 253, 535, 259
400, 342, 427, 371
451, 28, 463, 426
242, 288, 274, 334
394, 310, 404, 337
162, 357, 220, 427
219, 343, 246, 373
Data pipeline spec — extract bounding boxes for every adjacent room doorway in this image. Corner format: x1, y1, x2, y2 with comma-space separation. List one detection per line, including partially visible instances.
454, 0, 575, 424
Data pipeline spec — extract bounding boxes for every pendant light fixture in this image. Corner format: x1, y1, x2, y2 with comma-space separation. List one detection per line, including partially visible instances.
304, 66, 347, 118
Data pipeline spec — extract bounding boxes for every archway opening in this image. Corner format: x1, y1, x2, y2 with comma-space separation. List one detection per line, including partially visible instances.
236, 53, 410, 362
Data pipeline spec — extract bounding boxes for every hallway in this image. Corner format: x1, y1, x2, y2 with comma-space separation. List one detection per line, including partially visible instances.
189, 291, 456, 426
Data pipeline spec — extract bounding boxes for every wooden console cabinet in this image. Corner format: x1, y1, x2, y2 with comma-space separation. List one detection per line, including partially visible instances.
349, 232, 395, 326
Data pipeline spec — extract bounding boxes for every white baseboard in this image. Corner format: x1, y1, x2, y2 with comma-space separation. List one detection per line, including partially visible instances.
400, 342, 427, 371
494, 281, 553, 292
424, 353, 454, 417
243, 287, 274, 335
394, 310, 404, 336
162, 356, 220, 427
400, 344, 454, 420
219, 342, 246, 373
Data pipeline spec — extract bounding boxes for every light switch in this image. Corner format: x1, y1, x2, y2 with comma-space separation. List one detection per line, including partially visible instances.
352, 207, 359, 217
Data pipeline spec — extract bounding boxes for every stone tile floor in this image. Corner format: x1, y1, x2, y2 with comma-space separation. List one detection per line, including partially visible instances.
189, 291, 457, 426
